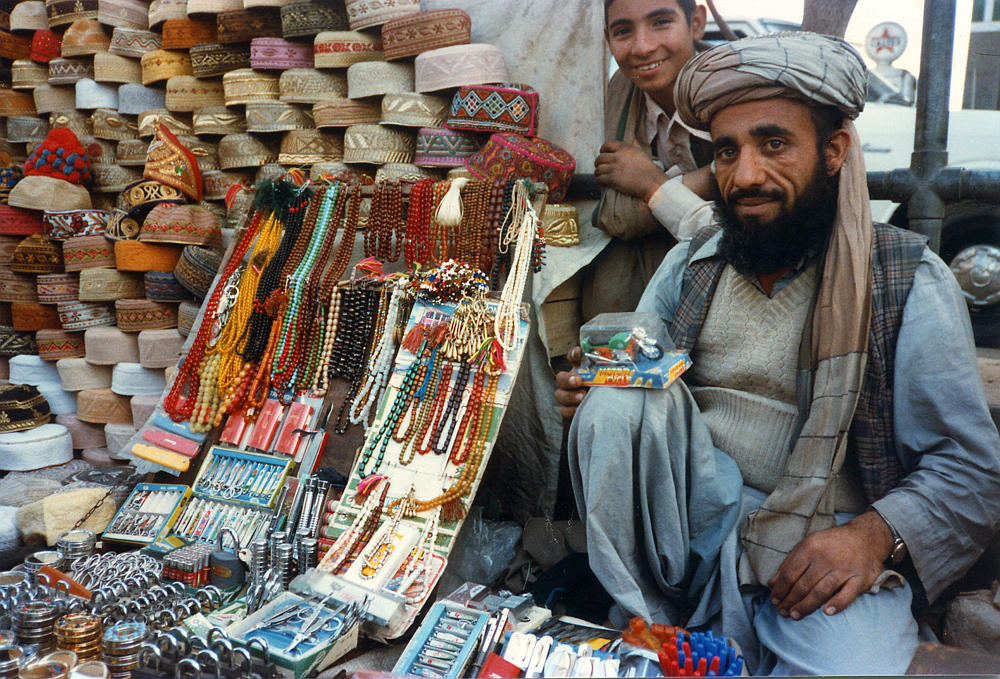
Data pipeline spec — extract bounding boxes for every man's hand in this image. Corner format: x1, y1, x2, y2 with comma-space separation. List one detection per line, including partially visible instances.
767, 510, 895, 620
594, 141, 668, 200
555, 346, 588, 419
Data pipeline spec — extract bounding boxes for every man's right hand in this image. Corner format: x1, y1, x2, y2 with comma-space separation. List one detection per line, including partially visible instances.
555, 346, 588, 419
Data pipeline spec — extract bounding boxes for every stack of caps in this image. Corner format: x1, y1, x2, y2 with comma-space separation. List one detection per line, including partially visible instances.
0, 125, 223, 457
0, 382, 74, 471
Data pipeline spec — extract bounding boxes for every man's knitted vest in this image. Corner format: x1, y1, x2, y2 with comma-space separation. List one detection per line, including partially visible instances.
668, 223, 928, 503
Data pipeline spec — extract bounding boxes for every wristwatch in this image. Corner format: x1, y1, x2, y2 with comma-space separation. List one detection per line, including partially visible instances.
873, 507, 908, 565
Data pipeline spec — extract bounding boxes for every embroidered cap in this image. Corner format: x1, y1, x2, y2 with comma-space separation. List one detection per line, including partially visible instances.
218, 133, 277, 169
165, 75, 225, 111
161, 17, 216, 50
381, 92, 449, 128
250, 36, 313, 70
278, 128, 342, 164
313, 96, 380, 128
281, 0, 347, 38
97, 0, 149, 29
381, 9, 470, 61
33, 83, 76, 114
223, 68, 279, 105
465, 133, 576, 203
138, 108, 192, 137
140, 49, 192, 84
45, 0, 98, 27
347, 61, 414, 99
144, 123, 202, 200
447, 83, 540, 136
192, 106, 245, 136
313, 30, 381, 68
189, 42, 250, 78
48, 57, 93, 85
94, 51, 143, 84
279, 68, 345, 104
0, 384, 51, 432
414, 126, 479, 168
109, 27, 161, 57
245, 101, 313, 133
344, 0, 417, 31
13, 60, 50, 89
415, 43, 508, 93
343, 123, 414, 164
215, 7, 279, 44
92, 108, 139, 140
11, 2, 48, 32
140, 202, 219, 245
7, 116, 50, 144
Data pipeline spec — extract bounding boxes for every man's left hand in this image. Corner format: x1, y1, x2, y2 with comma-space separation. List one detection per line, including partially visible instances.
594, 140, 668, 200
767, 511, 895, 620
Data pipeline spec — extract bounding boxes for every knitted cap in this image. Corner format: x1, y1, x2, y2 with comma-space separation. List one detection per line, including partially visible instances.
347, 60, 414, 99
12, 60, 50, 90
75, 78, 119, 110
94, 51, 143, 84
245, 100, 313, 133
25, 128, 93, 184
30, 28, 62, 62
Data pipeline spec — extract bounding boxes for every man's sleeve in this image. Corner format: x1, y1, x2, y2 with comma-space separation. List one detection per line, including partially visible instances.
597, 177, 713, 242
871, 249, 1000, 603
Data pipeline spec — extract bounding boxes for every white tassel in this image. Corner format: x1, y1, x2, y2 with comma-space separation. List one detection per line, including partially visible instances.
434, 177, 469, 227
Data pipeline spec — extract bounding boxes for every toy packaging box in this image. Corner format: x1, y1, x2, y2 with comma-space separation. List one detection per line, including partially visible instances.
576, 312, 691, 389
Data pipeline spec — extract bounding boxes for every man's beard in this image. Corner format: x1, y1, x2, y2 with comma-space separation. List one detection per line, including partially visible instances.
715, 163, 839, 275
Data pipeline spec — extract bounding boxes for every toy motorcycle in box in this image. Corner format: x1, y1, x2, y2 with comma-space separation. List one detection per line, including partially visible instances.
576, 312, 691, 389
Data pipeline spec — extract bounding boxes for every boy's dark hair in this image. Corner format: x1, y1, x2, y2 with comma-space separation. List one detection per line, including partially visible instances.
604, 0, 696, 25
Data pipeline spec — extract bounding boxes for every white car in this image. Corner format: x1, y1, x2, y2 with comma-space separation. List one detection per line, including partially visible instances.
705, 19, 1000, 345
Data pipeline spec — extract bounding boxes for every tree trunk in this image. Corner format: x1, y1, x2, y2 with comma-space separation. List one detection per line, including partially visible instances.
802, 0, 859, 37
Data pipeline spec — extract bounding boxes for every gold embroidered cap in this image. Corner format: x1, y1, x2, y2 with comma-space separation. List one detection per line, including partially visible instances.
192, 106, 245, 136
278, 128, 342, 165
144, 123, 202, 200
93, 107, 139, 142
279, 68, 345, 104
222, 68, 279, 105
245, 100, 313, 133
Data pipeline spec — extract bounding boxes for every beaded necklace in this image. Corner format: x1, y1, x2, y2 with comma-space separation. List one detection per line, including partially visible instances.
241, 186, 312, 363
164, 189, 269, 421
427, 360, 472, 456
395, 507, 440, 604
349, 278, 409, 428
389, 372, 500, 522
405, 179, 435, 270
310, 281, 346, 396
357, 323, 448, 478
395, 357, 446, 465
271, 185, 340, 396
494, 181, 538, 356
318, 480, 389, 575
329, 284, 381, 434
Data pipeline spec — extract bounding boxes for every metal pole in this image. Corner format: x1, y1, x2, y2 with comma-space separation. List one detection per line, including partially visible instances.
906, 0, 956, 252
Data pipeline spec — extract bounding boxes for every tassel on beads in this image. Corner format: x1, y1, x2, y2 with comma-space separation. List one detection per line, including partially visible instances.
441, 499, 467, 523
401, 325, 426, 354
435, 178, 469, 228
355, 473, 388, 503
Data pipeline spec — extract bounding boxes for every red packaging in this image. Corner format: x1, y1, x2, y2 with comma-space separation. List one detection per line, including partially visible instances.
273, 401, 314, 456
247, 398, 284, 451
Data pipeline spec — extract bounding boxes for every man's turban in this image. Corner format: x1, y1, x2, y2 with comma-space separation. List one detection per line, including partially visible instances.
674, 32, 869, 131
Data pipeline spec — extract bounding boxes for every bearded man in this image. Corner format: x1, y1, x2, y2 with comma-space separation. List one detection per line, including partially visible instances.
565, 33, 1000, 675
